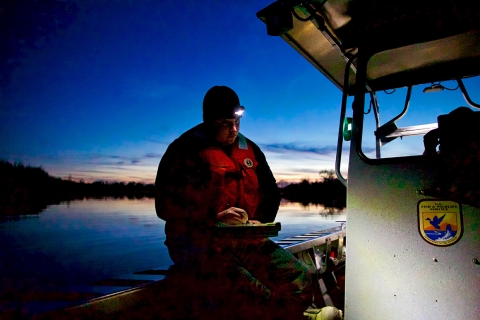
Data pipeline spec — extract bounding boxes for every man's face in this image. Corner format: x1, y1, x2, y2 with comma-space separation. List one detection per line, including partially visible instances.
213, 118, 240, 146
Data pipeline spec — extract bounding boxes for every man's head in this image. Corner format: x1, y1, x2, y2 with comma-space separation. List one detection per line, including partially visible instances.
202, 86, 245, 146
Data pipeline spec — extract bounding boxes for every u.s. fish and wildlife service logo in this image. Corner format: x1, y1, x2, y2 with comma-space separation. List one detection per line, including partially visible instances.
244, 158, 254, 168
417, 200, 463, 246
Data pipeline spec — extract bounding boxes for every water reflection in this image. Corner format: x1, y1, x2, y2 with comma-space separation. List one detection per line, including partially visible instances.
275, 199, 345, 241
279, 199, 346, 218
0, 198, 345, 301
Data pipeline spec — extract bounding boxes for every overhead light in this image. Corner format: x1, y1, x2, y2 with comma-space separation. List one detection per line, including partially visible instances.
423, 84, 445, 93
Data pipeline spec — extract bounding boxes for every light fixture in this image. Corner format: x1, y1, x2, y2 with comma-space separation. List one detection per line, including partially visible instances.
342, 117, 353, 141
423, 83, 445, 93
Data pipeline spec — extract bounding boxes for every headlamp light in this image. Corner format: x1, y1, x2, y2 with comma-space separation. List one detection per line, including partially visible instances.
234, 106, 245, 117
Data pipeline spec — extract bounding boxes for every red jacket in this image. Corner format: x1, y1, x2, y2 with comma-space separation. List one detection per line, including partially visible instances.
199, 133, 261, 220
155, 123, 280, 252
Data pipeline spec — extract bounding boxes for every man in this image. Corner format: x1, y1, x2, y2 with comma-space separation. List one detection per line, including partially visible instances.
155, 85, 312, 319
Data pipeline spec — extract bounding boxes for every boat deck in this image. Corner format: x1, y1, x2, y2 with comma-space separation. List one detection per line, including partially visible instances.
4, 225, 346, 319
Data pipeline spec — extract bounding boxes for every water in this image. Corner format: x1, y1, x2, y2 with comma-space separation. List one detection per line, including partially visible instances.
0, 198, 345, 296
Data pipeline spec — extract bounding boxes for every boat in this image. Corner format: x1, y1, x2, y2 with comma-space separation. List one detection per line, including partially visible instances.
35, 0, 480, 318
256, 0, 480, 319
33, 224, 346, 319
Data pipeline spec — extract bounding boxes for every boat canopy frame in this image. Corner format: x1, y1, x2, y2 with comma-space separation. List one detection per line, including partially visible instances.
257, 0, 480, 184
257, 0, 480, 95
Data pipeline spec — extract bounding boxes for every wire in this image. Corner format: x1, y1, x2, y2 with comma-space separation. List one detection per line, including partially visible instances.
434, 81, 459, 90
433, 81, 459, 90
443, 84, 459, 91
384, 89, 396, 94
364, 97, 373, 114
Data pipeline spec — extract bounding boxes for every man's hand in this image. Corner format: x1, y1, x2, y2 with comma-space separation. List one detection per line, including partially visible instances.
217, 207, 248, 225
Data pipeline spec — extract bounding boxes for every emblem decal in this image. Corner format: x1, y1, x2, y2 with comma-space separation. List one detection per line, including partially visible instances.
244, 158, 254, 168
417, 200, 463, 246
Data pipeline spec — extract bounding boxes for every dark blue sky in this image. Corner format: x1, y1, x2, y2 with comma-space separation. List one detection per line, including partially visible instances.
1, 1, 478, 183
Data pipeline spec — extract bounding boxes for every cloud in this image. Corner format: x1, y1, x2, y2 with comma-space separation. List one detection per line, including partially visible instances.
261, 143, 337, 155
274, 171, 309, 177
358, 146, 376, 154
290, 168, 324, 174
85, 153, 163, 166
261, 142, 376, 157
144, 152, 162, 158
145, 138, 170, 145
72, 167, 131, 173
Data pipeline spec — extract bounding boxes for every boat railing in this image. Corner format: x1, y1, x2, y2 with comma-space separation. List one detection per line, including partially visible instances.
277, 225, 346, 308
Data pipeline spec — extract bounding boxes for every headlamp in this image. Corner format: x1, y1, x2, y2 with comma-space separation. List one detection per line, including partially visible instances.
234, 106, 245, 117
233, 106, 245, 117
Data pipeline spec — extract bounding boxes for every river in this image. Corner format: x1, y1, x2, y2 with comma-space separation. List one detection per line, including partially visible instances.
0, 198, 345, 300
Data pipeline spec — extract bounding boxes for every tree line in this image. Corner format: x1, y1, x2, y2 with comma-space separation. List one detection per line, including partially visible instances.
0, 160, 346, 215
0, 160, 155, 215
280, 171, 347, 209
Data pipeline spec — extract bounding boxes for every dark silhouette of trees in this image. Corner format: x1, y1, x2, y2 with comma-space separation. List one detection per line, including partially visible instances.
0, 160, 155, 215
1, 159, 347, 215
319, 169, 337, 182
280, 172, 346, 209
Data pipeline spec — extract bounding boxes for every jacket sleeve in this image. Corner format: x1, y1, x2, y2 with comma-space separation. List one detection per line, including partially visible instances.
155, 139, 217, 225
249, 140, 281, 223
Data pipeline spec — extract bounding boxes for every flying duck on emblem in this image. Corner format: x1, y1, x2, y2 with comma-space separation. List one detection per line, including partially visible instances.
426, 214, 446, 229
